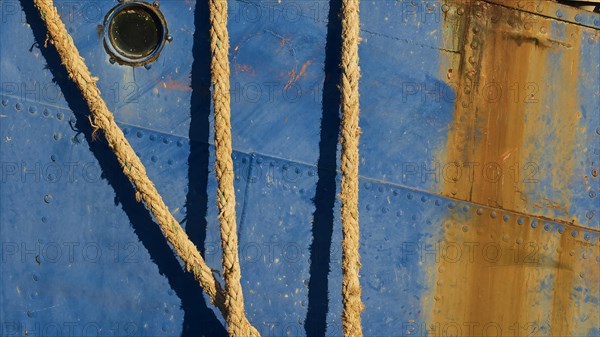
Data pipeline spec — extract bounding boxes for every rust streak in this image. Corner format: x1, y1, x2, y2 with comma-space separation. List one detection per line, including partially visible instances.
427, 2, 597, 336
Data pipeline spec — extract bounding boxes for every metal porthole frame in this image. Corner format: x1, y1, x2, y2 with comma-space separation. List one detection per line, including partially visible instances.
102, 1, 170, 67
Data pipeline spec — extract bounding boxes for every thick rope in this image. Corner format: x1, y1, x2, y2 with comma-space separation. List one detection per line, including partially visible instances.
32, 1, 258, 335
208, 0, 259, 336
339, 0, 364, 336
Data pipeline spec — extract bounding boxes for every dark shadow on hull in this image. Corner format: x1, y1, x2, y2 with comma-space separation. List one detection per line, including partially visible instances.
304, 0, 343, 336
19, 1, 226, 336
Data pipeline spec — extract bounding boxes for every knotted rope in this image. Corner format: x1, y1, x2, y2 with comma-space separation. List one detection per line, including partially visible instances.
32, 0, 258, 336
339, 0, 364, 336
208, 0, 259, 336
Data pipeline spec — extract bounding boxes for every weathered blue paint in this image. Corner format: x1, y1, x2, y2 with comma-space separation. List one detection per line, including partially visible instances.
1, 0, 599, 336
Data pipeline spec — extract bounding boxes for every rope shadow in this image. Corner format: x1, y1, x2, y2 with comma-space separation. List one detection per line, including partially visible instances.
304, 0, 343, 336
18, 1, 226, 336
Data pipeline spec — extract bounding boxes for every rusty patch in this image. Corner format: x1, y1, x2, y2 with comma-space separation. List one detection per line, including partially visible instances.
159, 76, 191, 92
284, 60, 312, 89
426, 2, 599, 336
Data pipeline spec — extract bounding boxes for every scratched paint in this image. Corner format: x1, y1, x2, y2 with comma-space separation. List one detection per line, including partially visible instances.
425, 2, 600, 336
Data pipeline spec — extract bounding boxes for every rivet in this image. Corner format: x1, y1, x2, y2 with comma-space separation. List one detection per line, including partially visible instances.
462, 205, 469, 212
540, 27, 546, 34
144, 64, 152, 70
41, 216, 47, 223
149, 134, 156, 141
308, 170, 315, 177
123, 128, 130, 135
438, 266, 445, 273
177, 140, 184, 147
518, 1, 525, 8
516, 238, 523, 244
421, 196, 428, 202
15, 102, 23, 111
490, 211, 497, 219
435, 200, 442, 206
558, 227, 564, 234
406, 193, 413, 200
50, 155, 57, 162
378, 186, 384, 193
53, 133, 62, 141
167, 35, 173, 42
109, 57, 116, 64
536, 4, 543, 12
517, 218, 523, 225
151, 155, 158, 163
575, 14, 582, 23
457, 8, 464, 15
462, 226, 468, 232
569, 250, 575, 256
1, 99, 7, 106
502, 234, 509, 242
595, 20, 600, 27
571, 230, 578, 238
441, 4, 449, 13
590, 192, 597, 198
43, 109, 50, 117
27, 311, 33, 318
592, 169, 598, 177
448, 202, 455, 209
596, 127, 600, 135
153, 0, 160, 7
255, 157, 262, 164
503, 214, 509, 222
584, 233, 591, 241
44, 194, 53, 204
366, 204, 371, 211
137, 131, 144, 138
476, 208, 483, 215
32, 274, 39, 281
29, 106, 37, 114
531, 221, 537, 228
556, 10, 563, 18
364, 182, 372, 189
56, 112, 64, 121
544, 224, 550, 231
587, 210, 595, 219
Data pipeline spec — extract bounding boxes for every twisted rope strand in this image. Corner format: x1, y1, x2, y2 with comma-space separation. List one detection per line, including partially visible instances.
339, 0, 364, 335
32, 1, 257, 334
208, 0, 259, 336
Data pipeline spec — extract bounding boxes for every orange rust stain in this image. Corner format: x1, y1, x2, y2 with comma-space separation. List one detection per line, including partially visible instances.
533, 198, 570, 216
284, 60, 312, 89
160, 76, 191, 92
235, 64, 252, 72
426, 2, 598, 336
